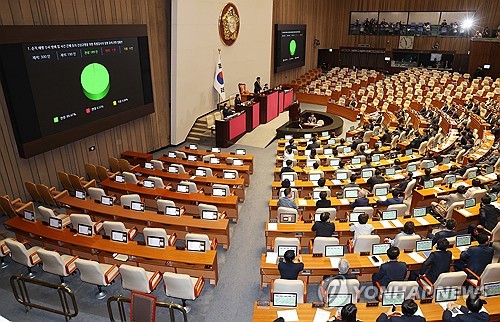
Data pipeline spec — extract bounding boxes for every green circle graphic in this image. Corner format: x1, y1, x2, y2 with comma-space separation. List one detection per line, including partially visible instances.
81, 63, 110, 101
289, 39, 297, 56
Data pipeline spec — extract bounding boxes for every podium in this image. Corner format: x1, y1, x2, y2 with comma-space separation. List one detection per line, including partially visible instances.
215, 112, 247, 148
257, 90, 279, 124
235, 100, 260, 132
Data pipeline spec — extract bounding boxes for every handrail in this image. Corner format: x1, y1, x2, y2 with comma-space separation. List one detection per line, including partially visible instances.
10, 275, 78, 321
107, 295, 188, 322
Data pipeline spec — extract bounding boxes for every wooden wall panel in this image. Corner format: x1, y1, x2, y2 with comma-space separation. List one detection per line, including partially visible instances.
469, 39, 500, 77
0, 0, 170, 200
272, 0, 500, 85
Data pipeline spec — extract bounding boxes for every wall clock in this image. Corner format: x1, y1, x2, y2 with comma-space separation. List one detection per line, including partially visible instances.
398, 36, 414, 50
218, 3, 240, 46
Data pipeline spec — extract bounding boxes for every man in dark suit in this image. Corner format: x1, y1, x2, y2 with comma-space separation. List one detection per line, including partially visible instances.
417, 238, 452, 283
312, 212, 335, 237
396, 172, 413, 191
254, 76, 262, 93
280, 160, 295, 176
478, 194, 500, 232
432, 219, 457, 245
376, 299, 425, 322
442, 292, 489, 322
278, 250, 303, 280
372, 246, 407, 288
349, 190, 370, 208
234, 94, 242, 106
367, 169, 386, 190
454, 232, 493, 277
316, 191, 332, 208
377, 189, 404, 206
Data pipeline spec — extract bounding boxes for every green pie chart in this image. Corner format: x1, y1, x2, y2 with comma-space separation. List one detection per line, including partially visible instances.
80, 63, 110, 101
289, 39, 297, 56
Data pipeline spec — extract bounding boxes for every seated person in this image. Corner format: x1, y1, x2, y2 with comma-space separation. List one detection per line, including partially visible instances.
464, 179, 483, 199
280, 159, 295, 176
306, 139, 321, 150
413, 238, 452, 283
278, 249, 303, 280
432, 185, 468, 218
314, 178, 329, 192
377, 189, 404, 206
337, 303, 358, 322
222, 104, 235, 118
312, 212, 335, 237
454, 232, 493, 277
319, 259, 356, 303
386, 221, 417, 246
283, 146, 295, 162
361, 155, 374, 169
376, 299, 425, 322
345, 175, 359, 188
432, 219, 457, 245
393, 159, 403, 171
234, 93, 242, 106
277, 188, 298, 210
307, 113, 317, 124
280, 179, 291, 189
396, 172, 413, 191
349, 213, 374, 243
477, 194, 500, 232
442, 292, 489, 322
309, 162, 324, 177
372, 246, 407, 288
367, 169, 386, 190
285, 138, 297, 150
418, 168, 432, 186
350, 189, 369, 208
316, 191, 331, 208
307, 149, 321, 163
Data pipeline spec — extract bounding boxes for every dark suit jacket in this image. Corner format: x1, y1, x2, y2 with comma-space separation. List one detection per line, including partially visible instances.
479, 204, 500, 231
316, 199, 332, 208
254, 81, 262, 93
377, 197, 404, 206
372, 260, 407, 287
350, 197, 370, 208
442, 306, 490, 322
419, 250, 452, 283
312, 221, 335, 237
367, 175, 386, 189
376, 313, 426, 322
460, 245, 494, 276
278, 261, 304, 280
432, 230, 456, 245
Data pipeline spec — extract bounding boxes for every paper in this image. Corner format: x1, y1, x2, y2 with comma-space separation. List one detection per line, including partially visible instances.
190, 176, 196, 180
415, 217, 429, 226
268, 223, 278, 231
298, 199, 308, 206
413, 170, 424, 176
332, 180, 342, 185
439, 303, 463, 317
391, 219, 404, 228
393, 174, 405, 180
277, 309, 299, 322
378, 196, 387, 202
113, 254, 129, 262
330, 257, 340, 268
408, 252, 426, 263
457, 246, 469, 252
266, 252, 278, 264
339, 199, 349, 205
380, 220, 393, 229
458, 209, 472, 217
369, 255, 383, 267
313, 308, 331, 322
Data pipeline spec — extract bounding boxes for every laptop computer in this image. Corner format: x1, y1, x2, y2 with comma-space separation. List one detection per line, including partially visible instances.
416, 239, 432, 258
273, 293, 298, 308
325, 245, 344, 257
327, 294, 352, 308
382, 292, 405, 307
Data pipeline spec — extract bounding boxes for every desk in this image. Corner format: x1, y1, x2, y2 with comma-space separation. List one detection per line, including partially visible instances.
179, 147, 254, 174
278, 88, 294, 113
5, 217, 219, 285
326, 102, 359, 122
100, 179, 240, 222
235, 101, 260, 132
258, 90, 280, 124
215, 112, 247, 148
55, 191, 231, 249
120, 151, 153, 167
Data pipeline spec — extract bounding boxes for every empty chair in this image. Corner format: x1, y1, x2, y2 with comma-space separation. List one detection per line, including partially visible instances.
5, 239, 41, 278
175, 151, 187, 159
463, 167, 478, 179
157, 199, 176, 212
470, 189, 487, 203
419, 271, 467, 297
0, 195, 31, 218
122, 172, 139, 184
75, 258, 120, 299
69, 213, 103, 234
277, 207, 299, 222
387, 204, 408, 217
96, 166, 112, 182
383, 281, 420, 300
353, 207, 374, 218
24, 182, 44, 203
57, 171, 74, 192
36, 184, 61, 207
146, 176, 165, 189
170, 164, 187, 174
37, 249, 78, 285
38, 205, 70, 226
445, 201, 465, 220
362, 131, 373, 143
310, 237, 340, 254
185, 233, 217, 251
87, 187, 107, 201
403, 179, 417, 200
143, 228, 177, 247
202, 154, 216, 162
120, 194, 141, 208
418, 141, 428, 155
198, 167, 214, 177
108, 157, 121, 173
0, 234, 13, 268
273, 237, 301, 254
315, 208, 337, 221
326, 278, 360, 304
372, 183, 391, 195
102, 221, 138, 241
212, 184, 230, 196
151, 160, 164, 170
163, 272, 204, 313
393, 235, 421, 250
118, 158, 136, 172
271, 279, 307, 304
119, 264, 161, 293
466, 263, 500, 293
352, 235, 380, 254
419, 160, 434, 169
179, 181, 198, 193
198, 203, 220, 219
85, 163, 100, 182
222, 169, 237, 179
68, 174, 95, 192
280, 172, 298, 182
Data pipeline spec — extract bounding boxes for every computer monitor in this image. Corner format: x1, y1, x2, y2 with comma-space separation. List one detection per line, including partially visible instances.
325, 245, 344, 257
344, 147, 352, 153
426, 161, 435, 169
187, 155, 197, 162
282, 173, 295, 183
236, 149, 246, 155
424, 180, 434, 189
447, 175, 457, 184
490, 193, 498, 202
189, 144, 198, 150
195, 169, 207, 177
345, 189, 358, 199
146, 236, 165, 248
483, 282, 500, 297
324, 148, 333, 155
273, 293, 298, 308
23, 210, 35, 222
327, 294, 352, 308
349, 212, 363, 222
78, 224, 93, 236
233, 159, 244, 166
382, 292, 405, 307
304, 149, 311, 156
486, 166, 494, 174
416, 240, 433, 252
306, 159, 316, 168
212, 187, 227, 197
484, 64, 491, 70
211, 147, 221, 153
279, 213, 297, 223
330, 159, 340, 167
309, 173, 321, 182
464, 198, 476, 208
350, 126, 355, 131
405, 149, 413, 156
165, 206, 181, 217
346, 137, 353, 143
277, 245, 298, 257
315, 213, 323, 222
284, 135, 293, 140
386, 168, 396, 176
468, 172, 477, 179
381, 210, 397, 221
101, 195, 113, 206
49, 217, 62, 229
442, 157, 450, 165
177, 184, 190, 193
223, 171, 237, 180
375, 187, 388, 197
372, 155, 381, 162
144, 162, 154, 170
111, 230, 128, 243
202, 210, 218, 220
435, 288, 457, 302
312, 191, 321, 201
210, 157, 220, 164
143, 180, 155, 189
304, 133, 312, 139
115, 174, 125, 183
456, 235, 472, 247
413, 207, 426, 217
407, 164, 417, 172
351, 157, 361, 165
186, 240, 206, 252
130, 201, 145, 212
167, 151, 176, 158
168, 166, 178, 174
322, 131, 329, 137
372, 243, 391, 255
75, 190, 86, 200
336, 172, 348, 181
374, 130, 379, 136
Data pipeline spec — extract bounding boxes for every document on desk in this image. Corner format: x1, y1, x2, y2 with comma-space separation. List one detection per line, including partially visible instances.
439, 303, 463, 317
339, 199, 349, 205
190, 176, 196, 180
457, 209, 472, 217
390, 219, 404, 228
277, 309, 299, 322
268, 223, 278, 231
332, 180, 342, 186
266, 252, 278, 264
393, 174, 405, 180
330, 257, 340, 269
369, 255, 383, 267
113, 254, 129, 262
457, 246, 469, 252
380, 220, 393, 229
408, 252, 425, 263
313, 308, 331, 322
415, 217, 429, 226
298, 199, 308, 206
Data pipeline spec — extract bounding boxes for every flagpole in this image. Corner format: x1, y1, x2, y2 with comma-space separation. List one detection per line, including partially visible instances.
218, 48, 221, 105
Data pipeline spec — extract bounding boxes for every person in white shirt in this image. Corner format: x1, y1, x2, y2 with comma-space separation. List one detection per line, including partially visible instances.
349, 213, 374, 243
464, 179, 483, 199
283, 146, 295, 162
386, 221, 418, 246
308, 162, 324, 178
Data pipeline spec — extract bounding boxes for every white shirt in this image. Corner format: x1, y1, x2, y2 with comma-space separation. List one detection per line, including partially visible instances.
350, 223, 374, 243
